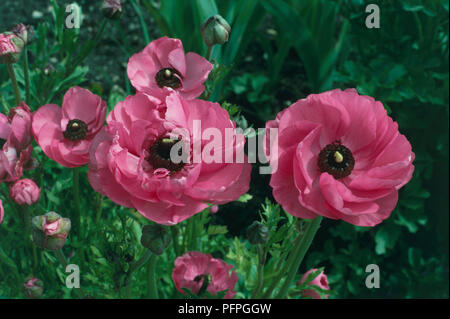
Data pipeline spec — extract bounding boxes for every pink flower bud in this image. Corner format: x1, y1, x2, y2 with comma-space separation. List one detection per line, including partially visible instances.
0, 199, 4, 224
22, 277, 43, 298
8, 102, 33, 152
10, 178, 41, 206
0, 32, 24, 64
102, 0, 122, 19
298, 268, 330, 299
32, 212, 71, 250
210, 205, 219, 214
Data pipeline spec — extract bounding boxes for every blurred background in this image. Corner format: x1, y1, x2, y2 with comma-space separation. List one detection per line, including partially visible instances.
0, 0, 448, 298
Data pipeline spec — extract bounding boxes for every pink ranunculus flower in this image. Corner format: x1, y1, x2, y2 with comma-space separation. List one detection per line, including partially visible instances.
127, 37, 212, 101
172, 251, 238, 299
298, 268, 330, 299
265, 89, 414, 227
88, 92, 251, 225
0, 199, 4, 224
32, 86, 107, 167
10, 178, 41, 206
0, 103, 34, 182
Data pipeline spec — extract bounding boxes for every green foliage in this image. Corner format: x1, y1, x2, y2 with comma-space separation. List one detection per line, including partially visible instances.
0, 0, 448, 299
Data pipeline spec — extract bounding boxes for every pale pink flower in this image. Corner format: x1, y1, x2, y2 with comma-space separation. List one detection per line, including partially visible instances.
10, 178, 41, 206
89, 92, 251, 225
266, 89, 414, 227
32, 86, 107, 167
298, 268, 330, 299
172, 251, 238, 299
127, 37, 212, 100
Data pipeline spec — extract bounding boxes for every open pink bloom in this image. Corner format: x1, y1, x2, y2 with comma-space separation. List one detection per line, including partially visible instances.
127, 37, 212, 100
10, 178, 41, 206
0, 199, 4, 224
298, 268, 330, 299
89, 92, 251, 225
266, 89, 414, 227
172, 251, 238, 299
32, 87, 107, 167
0, 103, 34, 182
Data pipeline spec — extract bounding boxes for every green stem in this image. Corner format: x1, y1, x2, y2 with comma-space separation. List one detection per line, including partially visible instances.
6, 63, 21, 105
23, 46, 31, 104
170, 226, 181, 256
275, 216, 322, 299
68, 19, 108, 76
95, 193, 103, 223
147, 254, 159, 299
261, 231, 303, 298
125, 249, 153, 298
23, 206, 38, 272
130, 0, 150, 44
252, 245, 266, 298
72, 168, 81, 239
205, 45, 213, 61
55, 249, 68, 268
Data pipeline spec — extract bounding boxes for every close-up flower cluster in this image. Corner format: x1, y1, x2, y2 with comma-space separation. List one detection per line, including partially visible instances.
0, 0, 448, 304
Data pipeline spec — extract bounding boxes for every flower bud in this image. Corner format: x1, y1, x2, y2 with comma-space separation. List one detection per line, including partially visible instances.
0, 32, 24, 64
12, 24, 34, 45
32, 212, 71, 250
0, 199, 4, 224
298, 268, 330, 299
10, 178, 41, 205
246, 221, 269, 245
201, 15, 231, 47
140, 224, 171, 255
210, 205, 219, 214
22, 277, 44, 298
102, 0, 122, 20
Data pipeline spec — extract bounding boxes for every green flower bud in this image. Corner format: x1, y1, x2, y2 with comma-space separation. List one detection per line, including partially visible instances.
22, 277, 44, 298
246, 221, 269, 245
140, 224, 171, 255
12, 24, 34, 45
201, 15, 231, 47
102, 0, 122, 20
32, 212, 71, 250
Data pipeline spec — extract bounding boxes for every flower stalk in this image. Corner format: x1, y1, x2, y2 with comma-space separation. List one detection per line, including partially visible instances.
6, 63, 21, 105
275, 216, 322, 298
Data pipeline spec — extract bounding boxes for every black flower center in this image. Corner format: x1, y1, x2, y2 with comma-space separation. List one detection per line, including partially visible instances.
147, 137, 186, 173
63, 119, 87, 141
317, 140, 355, 179
155, 68, 182, 89
194, 274, 211, 296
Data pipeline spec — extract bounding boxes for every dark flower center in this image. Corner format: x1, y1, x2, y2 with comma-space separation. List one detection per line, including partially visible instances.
0, 138, 6, 149
194, 273, 211, 296
155, 68, 182, 89
63, 119, 88, 141
317, 140, 355, 179
147, 137, 186, 173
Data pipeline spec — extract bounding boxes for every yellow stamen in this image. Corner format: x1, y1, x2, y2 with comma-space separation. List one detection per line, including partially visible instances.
334, 151, 344, 163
